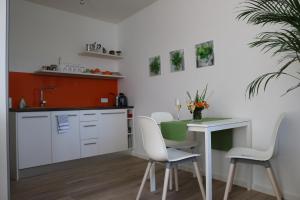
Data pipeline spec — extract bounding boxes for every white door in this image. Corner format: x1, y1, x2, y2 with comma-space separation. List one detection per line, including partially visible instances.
17, 112, 52, 169
51, 111, 80, 163
99, 110, 128, 154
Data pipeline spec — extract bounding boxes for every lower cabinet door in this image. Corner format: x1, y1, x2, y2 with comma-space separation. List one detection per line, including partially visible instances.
81, 139, 98, 158
17, 112, 52, 169
99, 110, 128, 154
51, 111, 81, 163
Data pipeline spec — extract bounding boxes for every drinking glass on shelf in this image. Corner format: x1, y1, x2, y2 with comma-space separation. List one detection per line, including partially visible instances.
175, 98, 182, 120
66, 64, 72, 73
80, 66, 85, 73
72, 65, 77, 73
74, 65, 80, 73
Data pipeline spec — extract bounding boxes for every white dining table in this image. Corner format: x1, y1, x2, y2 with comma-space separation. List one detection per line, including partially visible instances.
149, 118, 252, 200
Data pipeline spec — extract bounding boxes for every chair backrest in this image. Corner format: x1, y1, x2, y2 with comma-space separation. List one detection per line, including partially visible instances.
151, 111, 191, 141
137, 116, 168, 161
266, 113, 285, 160
151, 112, 174, 124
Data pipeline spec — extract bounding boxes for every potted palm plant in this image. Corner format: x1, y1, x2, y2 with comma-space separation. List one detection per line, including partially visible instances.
237, 0, 300, 98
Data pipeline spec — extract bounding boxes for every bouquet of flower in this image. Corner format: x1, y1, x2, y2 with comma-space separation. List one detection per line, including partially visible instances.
186, 85, 209, 114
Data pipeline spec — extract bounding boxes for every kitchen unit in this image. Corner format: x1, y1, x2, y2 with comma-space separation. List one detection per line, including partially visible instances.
9, 107, 133, 180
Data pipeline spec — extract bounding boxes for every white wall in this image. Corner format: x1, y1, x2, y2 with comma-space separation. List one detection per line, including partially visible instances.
119, 0, 300, 199
0, 0, 9, 199
9, 0, 120, 73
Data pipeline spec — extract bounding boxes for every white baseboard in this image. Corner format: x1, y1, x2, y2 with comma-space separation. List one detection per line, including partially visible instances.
212, 173, 249, 189
131, 151, 148, 160
252, 184, 300, 200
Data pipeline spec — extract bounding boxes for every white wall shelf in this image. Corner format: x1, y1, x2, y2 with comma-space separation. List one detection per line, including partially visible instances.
34, 70, 125, 80
79, 51, 123, 60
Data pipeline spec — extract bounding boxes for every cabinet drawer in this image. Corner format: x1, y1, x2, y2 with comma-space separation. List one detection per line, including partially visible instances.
80, 122, 98, 139
81, 139, 98, 158
79, 110, 98, 121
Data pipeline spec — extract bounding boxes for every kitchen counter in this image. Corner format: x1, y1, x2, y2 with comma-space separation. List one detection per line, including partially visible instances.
10, 106, 134, 112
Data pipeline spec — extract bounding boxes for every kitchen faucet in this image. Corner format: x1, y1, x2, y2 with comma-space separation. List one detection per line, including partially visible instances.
40, 86, 55, 107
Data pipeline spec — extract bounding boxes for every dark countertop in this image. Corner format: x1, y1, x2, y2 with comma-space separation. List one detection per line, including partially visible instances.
10, 106, 134, 112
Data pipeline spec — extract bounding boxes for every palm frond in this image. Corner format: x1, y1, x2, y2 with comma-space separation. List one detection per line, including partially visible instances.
281, 82, 300, 96
277, 57, 298, 75
246, 71, 300, 99
249, 30, 300, 57
237, 0, 300, 98
237, 0, 300, 27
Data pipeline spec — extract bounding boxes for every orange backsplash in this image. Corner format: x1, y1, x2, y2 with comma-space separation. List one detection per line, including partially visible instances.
9, 72, 118, 109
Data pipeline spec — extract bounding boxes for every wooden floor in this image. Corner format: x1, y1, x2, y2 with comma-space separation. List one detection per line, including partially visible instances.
11, 153, 276, 200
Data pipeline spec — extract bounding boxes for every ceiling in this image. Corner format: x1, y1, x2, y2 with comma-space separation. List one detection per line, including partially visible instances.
25, 0, 158, 24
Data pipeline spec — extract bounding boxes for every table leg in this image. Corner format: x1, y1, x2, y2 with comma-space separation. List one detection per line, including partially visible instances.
205, 129, 212, 200
149, 162, 156, 192
246, 121, 253, 191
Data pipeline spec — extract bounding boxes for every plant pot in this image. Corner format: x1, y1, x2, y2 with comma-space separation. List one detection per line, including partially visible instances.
193, 107, 203, 120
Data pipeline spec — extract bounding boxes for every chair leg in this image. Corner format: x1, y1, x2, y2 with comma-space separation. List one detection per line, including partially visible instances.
228, 162, 237, 192
191, 147, 196, 178
223, 159, 236, 200
148, 162, 155, 180
169, 168, 173, 190
162, 163, 171, 200
192, 160, 206, 200
174, 165, 179, 192
149, 162, 156, 192
266, 166, 282, 200
136, 161, 153, 200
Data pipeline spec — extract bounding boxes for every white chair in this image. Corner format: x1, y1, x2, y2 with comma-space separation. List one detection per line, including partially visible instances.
136, 116, 205, 200
223, 114, 285, 200
151, 112, 199, 190
150, 112, 198, 149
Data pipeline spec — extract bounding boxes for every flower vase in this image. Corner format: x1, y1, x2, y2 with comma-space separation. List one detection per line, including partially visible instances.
193, 107, 203, 120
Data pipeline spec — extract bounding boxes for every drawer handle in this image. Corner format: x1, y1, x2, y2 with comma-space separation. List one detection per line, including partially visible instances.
101, 112, 126, 115
84, 142, 96, 146
84, 113, 96, 116
22, 116, 48, 119
68, 114, 77, 117
83, 125, 97, 128
55, 114, 77, 117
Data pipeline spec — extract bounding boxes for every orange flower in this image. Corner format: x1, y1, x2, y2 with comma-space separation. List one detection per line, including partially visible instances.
195, 101, 209, 108
186, 85, 209, 112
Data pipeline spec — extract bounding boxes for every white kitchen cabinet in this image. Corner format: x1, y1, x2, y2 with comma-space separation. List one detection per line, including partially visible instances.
79, 110, 99, 158
17, 112, 52, 169
11, 108, 132, 180
81, 139, 98, 158
51, 111, 81, 163
80, 121, 98, 140
98, 109, 128, 154
79, 110, 98, 122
